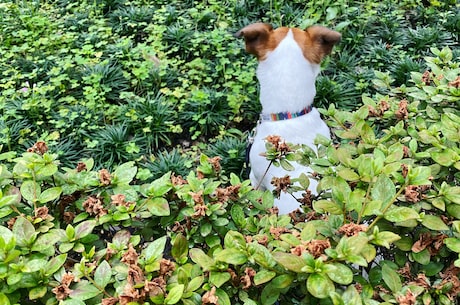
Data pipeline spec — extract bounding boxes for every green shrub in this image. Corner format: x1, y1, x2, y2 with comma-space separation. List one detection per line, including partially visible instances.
0, 46, 459, 305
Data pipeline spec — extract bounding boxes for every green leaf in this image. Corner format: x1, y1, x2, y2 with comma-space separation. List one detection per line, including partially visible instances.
13, 216, 36, 247
214, 288, 231, 305
74, 220, 96, 239
165, 284, 184, 304
45, 254, 67, 276
412, 248, 430, 265
371, 174, 395, 207
29, 286, 47, 300
421, 215, 449, 231
224, 230, 246, 250
38, 186, 62, 204
247, 243, 277, 268
307, 273, 334, 299
338, 168, 360, 181
273, 252, 305, 272
146, 197, 170, 216
148, 172, 173, 197
300, 222, 317, 242
444, 186, 460, 204
172, 234, 188, 262
313, 200, 343, 215
186, 276, 204, 293
261, 283, 279, 305
325, 263, 353, 285
209, 271, 231, 288
69, 280, 101, 300
143, 236, 167, 263
280, 159, 295, 171
0, 293, 10, 305
200, 222, 212, 237
20, 180, 40, 203
0, 194, 20, 208
432, 149, 459, 167
372, 231, 401, 249
381, 264, 401, 293
94, 260, 111, 289
113, 162, 137, 185
384, 207, 419, 223
271, 274, 294, 289
408, 166, 432, 186
253, 269, 276, 286
231, 205, 245, 227
189, 248, 215, 271
214, 248, 247, 265
342, 285, 363, 305
445, 238, 460, 253
36, 163, 58, 177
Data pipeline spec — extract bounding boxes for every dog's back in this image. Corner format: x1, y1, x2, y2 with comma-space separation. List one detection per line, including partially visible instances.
237, 23, 341, 214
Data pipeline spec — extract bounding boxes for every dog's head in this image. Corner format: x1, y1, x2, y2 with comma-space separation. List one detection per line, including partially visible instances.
235, 23, 341, 63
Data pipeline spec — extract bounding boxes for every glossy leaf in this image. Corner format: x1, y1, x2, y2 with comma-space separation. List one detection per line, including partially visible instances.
214, 248, 247, 265
189, 248, 214, 271
307, 273, 334, 299
94, 260, 112, 289
325, 263, 353, 285
382, 264, 401, 292
165, 284, 184, 304
146, 197, 170, 216
74, 220, 97, 239
273, 252, 305, 272
69, 280, 101, 300
421, 215, 449, 231
253, 269, 276, 286
384, 207, 419, 223
38, 186, 62, 204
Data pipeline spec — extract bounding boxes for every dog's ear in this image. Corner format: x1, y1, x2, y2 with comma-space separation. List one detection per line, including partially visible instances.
304, 26, 341, 63
235, 23, 274, 58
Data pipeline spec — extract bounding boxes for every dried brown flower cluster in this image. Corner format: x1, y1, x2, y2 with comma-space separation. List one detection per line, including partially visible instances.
271, 175, 292, 198
412, 232, 447, 256
198, 156, 222, 179
27, 141, 48, 155
240, 267, 256, 289
103, 244, 175, 305
52, 273, 75, 300
82, 196, 107, 217
99, 169, 112, 185
448, 76, 460, 88
290, 239, 331, 258
399, 263, 460, 302
111, 194, 132, 207
395, 99, 409, 120
421, 70, 431, 85
265, 135, 292, 155
202, 286, 219, 304
76, 162, 87, 172
337, 223, 367, 237
368, 100, 390, 117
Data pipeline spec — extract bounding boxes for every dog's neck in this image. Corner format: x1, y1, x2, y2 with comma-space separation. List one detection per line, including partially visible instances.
257, 30, 320, 115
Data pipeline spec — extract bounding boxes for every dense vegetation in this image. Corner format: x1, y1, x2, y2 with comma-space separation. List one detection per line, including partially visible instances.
0, 0, 459, 304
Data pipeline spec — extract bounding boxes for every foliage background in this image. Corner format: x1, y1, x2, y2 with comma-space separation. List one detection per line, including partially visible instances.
0, 0, 459, 305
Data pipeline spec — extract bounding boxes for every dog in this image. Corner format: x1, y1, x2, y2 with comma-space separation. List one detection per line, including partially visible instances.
236, 23, 341, 214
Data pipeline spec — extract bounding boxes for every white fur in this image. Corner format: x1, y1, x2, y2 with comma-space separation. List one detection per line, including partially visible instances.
249, 30, 330, 215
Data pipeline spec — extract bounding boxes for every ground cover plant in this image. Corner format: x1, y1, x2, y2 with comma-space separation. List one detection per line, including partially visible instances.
0, 0, 459, 304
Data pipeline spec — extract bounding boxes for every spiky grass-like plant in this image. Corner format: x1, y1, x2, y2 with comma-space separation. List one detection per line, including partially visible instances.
87, 124, 143, 169
181, 87, 233, 140
143, 148, 192, 180
80, 60, 129, 103
120, 93, 178, 153
205, 134, 248, 178
108, 5, 156, 41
